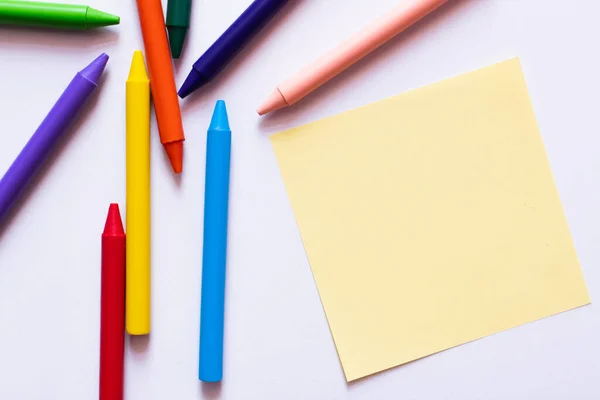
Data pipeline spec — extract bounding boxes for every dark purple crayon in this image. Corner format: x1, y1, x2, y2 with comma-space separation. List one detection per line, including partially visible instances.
0, 53, 108, 225
178, 0, 289, 98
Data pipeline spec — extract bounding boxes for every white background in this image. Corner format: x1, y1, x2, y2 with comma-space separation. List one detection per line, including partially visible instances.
0, 0, 599, 398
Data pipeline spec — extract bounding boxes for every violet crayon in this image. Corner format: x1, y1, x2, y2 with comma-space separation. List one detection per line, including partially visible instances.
178, 0, 289, 98
0, 53, 108, 226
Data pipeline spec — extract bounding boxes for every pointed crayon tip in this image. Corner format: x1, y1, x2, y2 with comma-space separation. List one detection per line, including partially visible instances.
86, 7, 120, 28
178, 68, 208, 99
167, 26, 188, 59
257, 88, 287, 115
103, 203, 124, 235
164, 141, 184, 174
128, 51, 149, 81
209, 100, 230, 132
79, 53, 109, 85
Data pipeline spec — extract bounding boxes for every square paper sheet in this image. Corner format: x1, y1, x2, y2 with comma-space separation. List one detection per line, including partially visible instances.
270, 59, 590, 381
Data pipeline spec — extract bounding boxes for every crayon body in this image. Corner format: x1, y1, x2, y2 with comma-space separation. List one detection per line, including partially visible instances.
0, 53, 108, 226
257, 0, 448, 114
178, 0, 288, 98
126, 51, 151, 335
0, 0, 119, 29
99, 204, 126, 400
135, 0, 185, 173
166, 0, 192, 59
199, 101, 231, 382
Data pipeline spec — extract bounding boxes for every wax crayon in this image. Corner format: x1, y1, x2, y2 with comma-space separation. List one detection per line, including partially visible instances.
166, 0, 192, 58
99, 204, 126, 400
178, 0, 289, 98
0, 0, 119, 29
199, 101, 231, 382
257, 0, 448, 115
126, 51, 151, 335
0, 53, 108, 226
135, 0, 185, 173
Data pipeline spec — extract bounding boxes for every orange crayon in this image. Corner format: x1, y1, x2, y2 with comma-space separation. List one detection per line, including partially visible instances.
135, 0, 185, 173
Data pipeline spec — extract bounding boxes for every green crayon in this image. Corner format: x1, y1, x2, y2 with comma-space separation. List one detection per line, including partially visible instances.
166, 0, 192, 58
0, 0, 120, 30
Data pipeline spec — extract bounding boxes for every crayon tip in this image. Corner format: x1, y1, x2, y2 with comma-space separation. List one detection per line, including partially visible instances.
178, 68, 209, 99
257, 88, 288, 115
167, 26, 188, 59
209, 100, 230, 132
79, 53, 109, 85
86, 7, 120, 28
128, 51, 149, 81
164, 141, 184, 173
103, 204, 124, 236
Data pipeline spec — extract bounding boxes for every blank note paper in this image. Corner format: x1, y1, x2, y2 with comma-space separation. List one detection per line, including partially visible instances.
270, 58, 590, 382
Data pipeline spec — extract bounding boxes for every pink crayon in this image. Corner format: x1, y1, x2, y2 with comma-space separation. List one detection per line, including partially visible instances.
257, 0, 449, 115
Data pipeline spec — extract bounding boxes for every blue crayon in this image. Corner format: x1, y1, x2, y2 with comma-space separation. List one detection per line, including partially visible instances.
178, 0, 289, 98
199, 100, 231, 382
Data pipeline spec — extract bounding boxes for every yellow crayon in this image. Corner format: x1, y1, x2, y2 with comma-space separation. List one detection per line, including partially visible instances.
126, 51, 151, 335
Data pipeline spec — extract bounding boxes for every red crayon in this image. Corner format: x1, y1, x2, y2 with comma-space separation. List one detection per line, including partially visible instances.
99, 204, 126, 400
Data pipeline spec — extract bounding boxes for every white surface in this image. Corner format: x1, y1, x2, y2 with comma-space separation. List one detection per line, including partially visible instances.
0, 0, 599, 398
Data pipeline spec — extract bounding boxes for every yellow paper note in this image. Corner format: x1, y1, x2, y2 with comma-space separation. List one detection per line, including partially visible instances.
270, 58, 590, 382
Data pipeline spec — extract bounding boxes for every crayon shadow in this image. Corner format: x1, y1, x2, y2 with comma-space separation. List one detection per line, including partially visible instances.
128, 333, 150, 353
173, 57, 186, 76
174, 171, 183, 187
0, 71, 109, 243
256, 0, 477, 134
200, 381, 222, 399
157, 145, 184, 187
179, 0, 304, 114
0, 25, 119, 51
